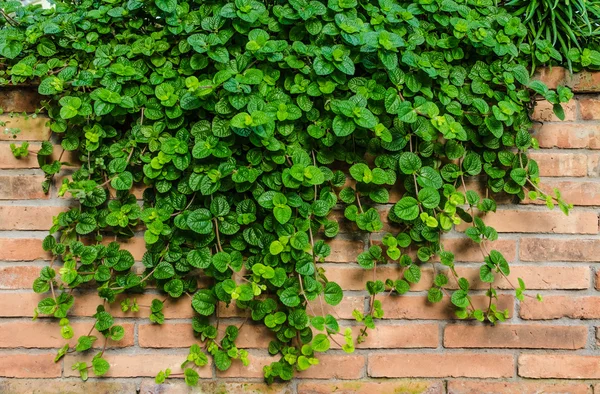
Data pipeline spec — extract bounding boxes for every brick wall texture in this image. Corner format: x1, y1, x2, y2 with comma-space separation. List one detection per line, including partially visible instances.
0, 67, 599, 393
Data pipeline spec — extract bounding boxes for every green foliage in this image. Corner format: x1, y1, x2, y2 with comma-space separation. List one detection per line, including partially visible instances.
506, 0, 600, 71
1, 0, 574, 385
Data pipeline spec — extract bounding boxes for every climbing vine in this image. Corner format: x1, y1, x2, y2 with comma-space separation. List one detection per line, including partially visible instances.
1, 0, 572, 384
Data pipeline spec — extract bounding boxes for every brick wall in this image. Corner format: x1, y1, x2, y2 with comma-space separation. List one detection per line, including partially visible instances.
0, 68, 598, 394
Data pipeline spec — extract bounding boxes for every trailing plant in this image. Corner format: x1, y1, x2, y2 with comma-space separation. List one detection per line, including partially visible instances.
505, 0, 600, 71
1, 0, 573, 385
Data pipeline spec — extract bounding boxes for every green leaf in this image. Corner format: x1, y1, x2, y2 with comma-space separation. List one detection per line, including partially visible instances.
311, 334, 330, 352
394, 197, 419, 221
280, 288, 301, 307
323, 282, 343, 306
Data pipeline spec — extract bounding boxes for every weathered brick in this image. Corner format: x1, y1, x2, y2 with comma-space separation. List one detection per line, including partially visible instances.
138, 323, 272, 348
520, 296, 600, 320
523, 180, 600, 206
368, 353, 514, 378
520, 238, 600, 262
533, 123, 600, 149
450, 265, 589, 290
444, 324, 587, 349
535, 67, 568, 90
0, 321, 134, 348
140, 379, 294, 394
0, 379, 138, 394
529, 151, 589, 177
0, 353, 60, 378
519, 354, 600, 379
0, 175, 49, 199
298, 380, 445, 394
0, 265, 41, 289
64, 352, 212, 378
532, 100, 577, 122
567, 70, 600, 92
579, 97, 600, 120
596, 270, 600, 290
0, 88, 43, 112
324, 238, 365, 263
0, 115, 51, 140
0, 143, 78, 169
0, 205, 68, 230
378, 295, 513, 320
447, 380, 591, 394
456, 209, 597, 234
442, 238, 516, 263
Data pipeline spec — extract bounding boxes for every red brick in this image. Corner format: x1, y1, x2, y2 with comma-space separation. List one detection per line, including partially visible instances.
71, 292, 195, 319
534, 123, 600, 149
378, 294, 514, 320
520, 296, 600, 319
368, 353, 513, 378
444, 324, 587, 349
520, 238, 600, 262
0, 175, 49, 199
450, 265, 590, 290
0, 379, 138, 394
307, 296, 366, 319
0, 292, 44, 316
0, 265, 41, 288
456, 209, 597, 234
442, 238, 516, 263
529, 151, 589, 177
298, 380, 444, 394
580, 97, 600, 120
524, 180, 600, 206
322, 265, 432, 291
138, 323, 272, 348
0, 143, 78, 169
0, 353, 60, 378
534, 67, 568, 90
447, 380, 591, 394
324, 238, 365, 263
519, 354, 600, 379
0, 321, 134, 348
140, 379, 294, 394
0, 205, 68, 230
596, 270, 600, 290
64, 352, 212, 378
0, 88, 43, 112
333, 324, 439, 349
567, 70, 600, 92
0, 115, 51, 140
532, 100, 577, 122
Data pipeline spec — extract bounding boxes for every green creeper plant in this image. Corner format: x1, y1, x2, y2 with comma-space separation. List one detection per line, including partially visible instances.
1, 0, 573, 384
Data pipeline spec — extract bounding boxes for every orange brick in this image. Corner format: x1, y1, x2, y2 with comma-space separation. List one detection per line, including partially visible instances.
332, 324, 438, 349
64, 352, 211, 378
519, 354, 600, 379
297, 354, 365, 379
368, 353, 513, 378
532, 99, 577, 122
324, 238, 365, 263
0, 205, 67, 230
378, 294, 513, 320
520, 296, 600, 319
567, 70, 600, 92
216, 353, 271, 379
140, 380, 294, 394
456, 209, 597, 234
0, 143, 78, 169
298, 380, 444, 394
444, 324, 587, 349
447, 380, 591, 394
450, 265, 589, 290
0, 88, 43, 112
533, 123, 600, 149
442, 238, 516, 263
138, 323, 272, 349
0, 265, 41, 288
0, 175, 48, 199
529, 151, 589, 177
322, 265, 432, 291
520, 238, 600, 262
0, 115, 51, 141
0, 379, 138, 394
0, 353, 60, 378
596, 270, 600, 290
307, 296, 366, 319
0, 321, 134, 348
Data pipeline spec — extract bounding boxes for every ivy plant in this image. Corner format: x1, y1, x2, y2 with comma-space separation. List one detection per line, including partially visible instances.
1, 0, 572, 385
